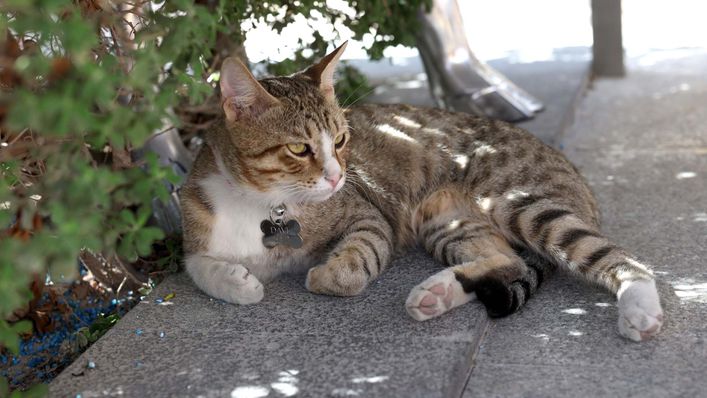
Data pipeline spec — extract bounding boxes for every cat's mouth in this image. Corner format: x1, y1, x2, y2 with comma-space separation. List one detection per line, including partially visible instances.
312, 175, 346, 202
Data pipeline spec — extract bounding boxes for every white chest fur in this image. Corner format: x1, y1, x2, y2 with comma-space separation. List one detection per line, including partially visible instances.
199, 174, 268, 262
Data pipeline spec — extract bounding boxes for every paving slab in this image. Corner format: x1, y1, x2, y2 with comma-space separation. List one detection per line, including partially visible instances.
464, 49, 707, 397
50, 252, 489, 397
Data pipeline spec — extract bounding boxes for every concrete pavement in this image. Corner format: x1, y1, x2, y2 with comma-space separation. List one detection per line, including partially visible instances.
50, 49, 706, 397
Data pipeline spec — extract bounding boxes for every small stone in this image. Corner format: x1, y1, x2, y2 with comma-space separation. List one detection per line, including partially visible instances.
135, 328, 143, 336
154, 298, 164, 304
159, 331, 165, 338
87, 361, 96, 369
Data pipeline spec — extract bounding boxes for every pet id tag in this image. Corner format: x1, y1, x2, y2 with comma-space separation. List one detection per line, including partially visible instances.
261, 205, 303, 249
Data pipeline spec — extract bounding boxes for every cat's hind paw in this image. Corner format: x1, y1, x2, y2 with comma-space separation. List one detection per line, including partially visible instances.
406, 270, 475, 321
617, 279, 664, 342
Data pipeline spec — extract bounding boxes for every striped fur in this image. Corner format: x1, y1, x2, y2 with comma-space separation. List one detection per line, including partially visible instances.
181, 44, 663, 341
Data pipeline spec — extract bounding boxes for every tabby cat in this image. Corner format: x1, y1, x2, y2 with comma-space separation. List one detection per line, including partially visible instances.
181, 42, 663, 342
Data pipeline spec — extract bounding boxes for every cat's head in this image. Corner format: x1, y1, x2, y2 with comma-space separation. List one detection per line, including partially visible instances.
215, 42, 350, 205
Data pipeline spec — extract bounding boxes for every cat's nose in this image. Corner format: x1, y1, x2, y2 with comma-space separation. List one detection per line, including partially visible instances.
325, 174, 342, 189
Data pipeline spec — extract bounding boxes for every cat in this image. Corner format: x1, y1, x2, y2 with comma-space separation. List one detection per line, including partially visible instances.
180, 42, 663, 342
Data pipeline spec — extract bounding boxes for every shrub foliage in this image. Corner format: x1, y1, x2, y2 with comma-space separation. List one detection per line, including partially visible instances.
0, 0, 430, 366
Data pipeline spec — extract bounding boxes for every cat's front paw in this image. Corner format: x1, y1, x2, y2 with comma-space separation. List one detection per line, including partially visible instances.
226, 264, 265, 305
617, 279, 664, 342
305, 263, 368, 297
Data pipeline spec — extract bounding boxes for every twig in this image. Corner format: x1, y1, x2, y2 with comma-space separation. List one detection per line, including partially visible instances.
6, 128, 29, 146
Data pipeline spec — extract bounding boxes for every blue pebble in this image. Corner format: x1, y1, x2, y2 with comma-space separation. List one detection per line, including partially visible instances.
154, 298, 163, 304
28, 357, 43, 367
87, 361, 96, 369
135, 328, 143, 336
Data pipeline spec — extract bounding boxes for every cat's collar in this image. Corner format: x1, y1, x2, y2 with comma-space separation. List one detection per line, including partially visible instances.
260, 204, 303, 249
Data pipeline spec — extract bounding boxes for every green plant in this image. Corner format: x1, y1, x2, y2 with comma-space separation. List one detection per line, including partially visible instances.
73, 313, 120, 351
0, 0, 430, 391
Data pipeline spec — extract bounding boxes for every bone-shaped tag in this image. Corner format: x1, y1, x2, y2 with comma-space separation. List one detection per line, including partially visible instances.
261, 219, 303, 249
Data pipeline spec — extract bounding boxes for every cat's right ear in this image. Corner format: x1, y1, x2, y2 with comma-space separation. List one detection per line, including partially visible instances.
220, 57, 280, 122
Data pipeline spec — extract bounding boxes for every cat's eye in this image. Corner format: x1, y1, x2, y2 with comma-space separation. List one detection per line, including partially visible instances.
287, 143, 310, 156
334, 133, 346, 148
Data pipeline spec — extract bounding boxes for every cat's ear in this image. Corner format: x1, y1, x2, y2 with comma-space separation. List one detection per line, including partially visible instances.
220, 57, 280, 122
304, 41, 348, 102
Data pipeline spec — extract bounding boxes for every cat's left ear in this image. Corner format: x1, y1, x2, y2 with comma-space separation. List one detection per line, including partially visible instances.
304, 41, 348, 102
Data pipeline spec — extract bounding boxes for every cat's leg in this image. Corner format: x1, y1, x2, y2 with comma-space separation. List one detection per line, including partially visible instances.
185, 253, 264, 304
306, 203, 393, 296
407, 188, 543, 320
493, 193, 663, 341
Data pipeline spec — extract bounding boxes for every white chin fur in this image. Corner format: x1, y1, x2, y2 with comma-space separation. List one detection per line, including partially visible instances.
280, 175, 346, 203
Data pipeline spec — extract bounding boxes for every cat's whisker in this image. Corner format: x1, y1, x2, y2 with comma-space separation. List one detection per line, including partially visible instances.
340, 85, 377, 113
338, 80, 369, 109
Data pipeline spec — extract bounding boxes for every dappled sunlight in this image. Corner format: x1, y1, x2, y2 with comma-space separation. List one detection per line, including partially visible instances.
231, 386, 269, 398
376, 124, 419, 144
448, 219, 462, 230
675, 171, 697, 179
476, 197, 493, 213
271, 370, 300, 397
472, 142, 498, 156
505, 190, 530, 201
454, 154, 469, 169
693, 212, 707, 222
393, 115, 422, 129
422, 127, 446, 136
352, 375, 389, 384
671, 280, 707, 304
332, 375, 389, 396
231, 369, 300, 398
532, 333, 550, 343
332, 388, 364, 396
562, 308, 587, 315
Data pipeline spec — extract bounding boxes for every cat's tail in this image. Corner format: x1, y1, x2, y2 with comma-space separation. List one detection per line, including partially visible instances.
495, 193, 664, 341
